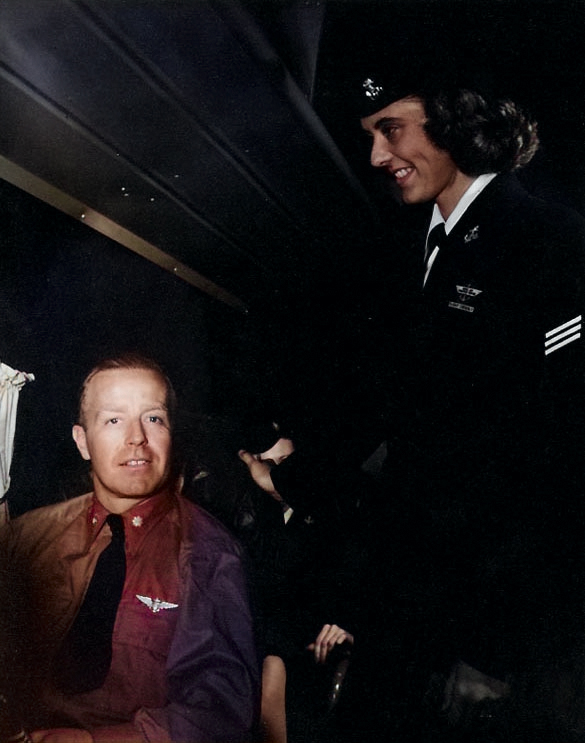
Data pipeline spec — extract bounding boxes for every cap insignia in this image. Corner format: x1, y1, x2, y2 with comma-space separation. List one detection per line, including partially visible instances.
362, 77, 384, 101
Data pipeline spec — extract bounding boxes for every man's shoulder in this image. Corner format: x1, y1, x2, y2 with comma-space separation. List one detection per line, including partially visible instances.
178, 497, 241, 558
0, 493, 92, 550
15, 491, 90, 519
21, 492, 91, 517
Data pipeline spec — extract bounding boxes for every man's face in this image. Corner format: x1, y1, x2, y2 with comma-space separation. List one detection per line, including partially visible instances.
361, 96, 463, 211
72, 367, 172, 513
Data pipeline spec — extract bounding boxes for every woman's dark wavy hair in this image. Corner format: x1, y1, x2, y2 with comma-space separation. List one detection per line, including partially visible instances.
420, 87, 539, 176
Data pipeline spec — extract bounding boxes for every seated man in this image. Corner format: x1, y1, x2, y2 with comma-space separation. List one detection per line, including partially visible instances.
0, 353, 259, 743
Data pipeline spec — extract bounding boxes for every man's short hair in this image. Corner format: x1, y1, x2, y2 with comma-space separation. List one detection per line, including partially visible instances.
77, 352, 177, 428
421, 87, 539, 176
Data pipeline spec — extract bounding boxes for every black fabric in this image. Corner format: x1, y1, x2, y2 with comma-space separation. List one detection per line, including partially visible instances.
53, 514, 126, 694
322, 174, 585, 743
239, 419, 282, 457
340, 173, 585, 741
425, 222, 446, 267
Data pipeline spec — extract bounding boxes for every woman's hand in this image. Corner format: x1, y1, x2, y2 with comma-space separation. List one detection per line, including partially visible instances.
306, 623, 354, 664
238, 450, 279, 497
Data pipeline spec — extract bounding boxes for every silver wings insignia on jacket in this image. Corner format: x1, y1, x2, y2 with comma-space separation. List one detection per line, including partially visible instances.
136, 594, 179, 613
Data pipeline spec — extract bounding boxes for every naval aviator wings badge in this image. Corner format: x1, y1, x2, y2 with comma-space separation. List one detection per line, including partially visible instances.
449, 285, 483, 313
136, 594, 179, 613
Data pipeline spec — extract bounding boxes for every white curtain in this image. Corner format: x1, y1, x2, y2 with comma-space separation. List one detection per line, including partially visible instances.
0, 362, 34, 524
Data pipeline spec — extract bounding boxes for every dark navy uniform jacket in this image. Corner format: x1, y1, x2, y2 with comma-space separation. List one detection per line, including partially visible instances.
380, 172, 585, 677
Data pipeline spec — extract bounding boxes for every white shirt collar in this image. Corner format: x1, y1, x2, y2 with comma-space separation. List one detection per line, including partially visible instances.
427, 173, 498, 237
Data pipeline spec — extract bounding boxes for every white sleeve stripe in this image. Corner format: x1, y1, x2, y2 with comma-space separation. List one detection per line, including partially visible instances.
545, 323, 583, 346
546, 315, 582, 338
545, 332, 581, 356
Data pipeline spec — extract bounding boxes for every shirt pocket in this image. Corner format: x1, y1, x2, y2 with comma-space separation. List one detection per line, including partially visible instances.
114, 593, 181, 660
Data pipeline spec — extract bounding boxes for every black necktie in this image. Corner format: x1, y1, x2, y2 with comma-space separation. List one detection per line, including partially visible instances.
423, 222, 447, 287
425, 222, 447, 267
53, 514, 126, 694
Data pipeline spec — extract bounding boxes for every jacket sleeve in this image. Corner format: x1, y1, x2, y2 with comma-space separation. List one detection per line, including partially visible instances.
505, 205, 585, 743
134, 515, 260, 743
532, 205, 585, 645
539, 209, 585, 517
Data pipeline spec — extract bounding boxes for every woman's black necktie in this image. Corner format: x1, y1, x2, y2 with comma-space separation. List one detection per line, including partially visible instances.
424, 222, 447, 287
53, 514, 126, 694
425, 223, 447, 266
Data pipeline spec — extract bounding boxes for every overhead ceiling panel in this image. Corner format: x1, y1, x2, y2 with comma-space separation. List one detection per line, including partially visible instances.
0, 0, 376, 309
